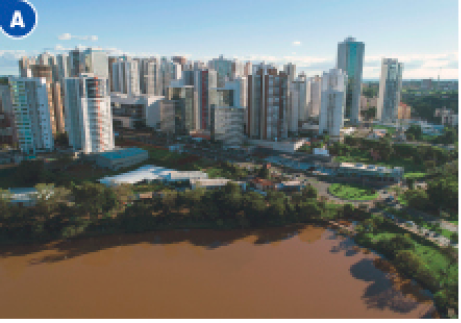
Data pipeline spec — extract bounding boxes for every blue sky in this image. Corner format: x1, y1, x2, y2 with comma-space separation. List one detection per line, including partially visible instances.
0, 0, 458, 78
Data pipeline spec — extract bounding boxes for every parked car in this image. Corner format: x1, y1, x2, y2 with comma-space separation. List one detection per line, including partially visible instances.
405, 221, 416, 227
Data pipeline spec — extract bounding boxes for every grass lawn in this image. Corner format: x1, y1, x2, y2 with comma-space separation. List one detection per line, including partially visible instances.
328, 183, 379, 201
361, 220, 458, 281
373, 125, 396, 135
404, 172, 427, 179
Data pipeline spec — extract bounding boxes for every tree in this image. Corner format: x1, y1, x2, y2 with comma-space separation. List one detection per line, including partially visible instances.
424, 160, 436, 171
301, 184, 318, 199
403, 189, 429, 210
15, 160, 49, 186
406, 178, 415, 190
427, 177, 458, 211
394, 250, 424, 277
258, 166, 270, 180
405, 125, 423, 141
298, 201, 322, 221
54, 132, 69, 147
71, 182, 113, 219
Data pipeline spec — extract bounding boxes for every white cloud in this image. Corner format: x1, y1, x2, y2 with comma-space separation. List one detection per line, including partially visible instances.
58, 33, 72, 40
293, 41, 301, 46
58, 33, 98, 41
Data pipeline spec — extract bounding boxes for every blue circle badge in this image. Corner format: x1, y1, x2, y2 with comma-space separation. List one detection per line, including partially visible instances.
0, 0, 38, 39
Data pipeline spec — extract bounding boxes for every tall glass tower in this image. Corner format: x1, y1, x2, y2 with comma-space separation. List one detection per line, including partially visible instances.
337, 37, 365, 124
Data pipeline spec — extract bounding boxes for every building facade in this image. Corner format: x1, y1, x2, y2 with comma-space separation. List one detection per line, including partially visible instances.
210, 106, 245, 146
9, 78, 54, 153
167, 86, 197, 135
247, 66, 289, 141
64, 74, 114, 153
377, 58, 404, 123
194, 69, 218, 130
337, 37, 365, 124
319, 69, 347, 142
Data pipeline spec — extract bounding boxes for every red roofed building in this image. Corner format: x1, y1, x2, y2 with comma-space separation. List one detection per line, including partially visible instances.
250, 178, 275, 191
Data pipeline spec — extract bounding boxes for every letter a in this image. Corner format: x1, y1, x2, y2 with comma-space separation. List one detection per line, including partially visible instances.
10, 11, 25, 28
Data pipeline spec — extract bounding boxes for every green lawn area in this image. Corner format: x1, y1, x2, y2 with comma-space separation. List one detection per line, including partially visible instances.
328, 183, 379, 201
361, 220, 458, 282
373, 125, 396, 135
404, 172, 427, 179
334, 148, 426, 178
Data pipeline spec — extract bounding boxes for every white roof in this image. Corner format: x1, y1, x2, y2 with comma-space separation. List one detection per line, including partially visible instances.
99, 165, 208, 186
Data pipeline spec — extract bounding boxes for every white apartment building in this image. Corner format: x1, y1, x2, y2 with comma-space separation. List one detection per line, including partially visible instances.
112, 57, 141, 96
283, 63, 297, 82
56, 53, 70, 84
84, 48, 109, 80
64, 73, 114, 153
319, 69, 347, 142
377, 58, 404, 123
306, 75, 322, 118
9, 77, 54, 154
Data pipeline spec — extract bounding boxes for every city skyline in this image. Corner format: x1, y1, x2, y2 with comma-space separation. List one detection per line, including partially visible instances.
0, 0, 458, 79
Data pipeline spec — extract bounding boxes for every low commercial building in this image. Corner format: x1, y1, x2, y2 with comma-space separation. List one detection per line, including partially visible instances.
276, 181, 303, 192
190, 178, 247, 191
91, 147, 149, 171
367, 129, 387, 140
248, 138, 306, 153
6, 187, 39, 207
334, 163, 404, 183
99, 164, 208, 187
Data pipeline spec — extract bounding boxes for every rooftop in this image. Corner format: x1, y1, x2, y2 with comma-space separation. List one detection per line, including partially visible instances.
96, 148, 148, 160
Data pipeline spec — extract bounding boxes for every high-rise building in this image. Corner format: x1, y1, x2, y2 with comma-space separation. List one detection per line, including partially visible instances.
56, 54, 70, 84
108, 57, 118, 92
51, 82, 65, 133
306, 75, 322, 119
337, 36, 365, 124
84, 48, 109, 79
194, 69, 218, 130
209, 55, 234, 87
30, 65, 57, 135
0, 84, 16, 145
69, 48, 85, 77
247, 66, 289, 141
18, 56, 34, 78
167, 86, 198, 135
64, 73, 114, 153
172, 56, 188, 67
144, 58, 162, 96
283, 63, 297, 83
244, 61, 252, 76
289, 77, 306, 132
377, 58, 404, 123
112, 57, 141, 96
319, 69, 347, 142
8, 77, 55, 153
210, 107, 245, 146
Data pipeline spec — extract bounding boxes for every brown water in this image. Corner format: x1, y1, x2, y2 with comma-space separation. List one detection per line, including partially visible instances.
0, 225, 435, 318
